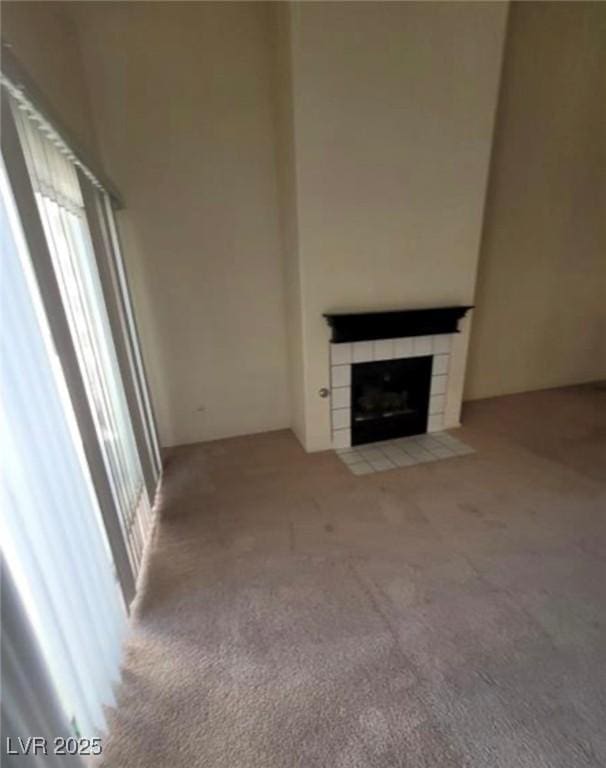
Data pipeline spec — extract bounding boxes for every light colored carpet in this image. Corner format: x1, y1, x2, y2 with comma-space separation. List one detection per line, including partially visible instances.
101, 383, 606, 767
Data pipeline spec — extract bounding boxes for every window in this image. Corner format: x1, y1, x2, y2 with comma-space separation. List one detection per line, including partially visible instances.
0, 159, 125, 737
1, 75, 161, 737
14, 105, 152, 576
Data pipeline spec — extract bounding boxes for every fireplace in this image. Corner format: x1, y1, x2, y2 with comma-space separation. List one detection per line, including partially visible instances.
324, 306, 472, 449
351, 356, 432, 445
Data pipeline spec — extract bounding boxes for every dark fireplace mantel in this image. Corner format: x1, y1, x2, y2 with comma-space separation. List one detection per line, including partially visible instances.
324, 306, 473, 343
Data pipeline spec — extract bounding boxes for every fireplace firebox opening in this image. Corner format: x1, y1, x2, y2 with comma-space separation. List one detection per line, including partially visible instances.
351, 356, 433, 445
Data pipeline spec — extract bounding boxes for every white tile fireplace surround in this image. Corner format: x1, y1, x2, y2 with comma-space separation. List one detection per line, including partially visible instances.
330, 333, 455, 450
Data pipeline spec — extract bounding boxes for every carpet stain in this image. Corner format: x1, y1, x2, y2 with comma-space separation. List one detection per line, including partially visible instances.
459, 502, 485, 517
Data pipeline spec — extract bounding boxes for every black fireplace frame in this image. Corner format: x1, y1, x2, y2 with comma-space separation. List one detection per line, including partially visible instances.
324, 306, 472, 344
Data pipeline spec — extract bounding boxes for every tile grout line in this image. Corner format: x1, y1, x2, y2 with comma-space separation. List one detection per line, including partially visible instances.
336, 432, 475, 475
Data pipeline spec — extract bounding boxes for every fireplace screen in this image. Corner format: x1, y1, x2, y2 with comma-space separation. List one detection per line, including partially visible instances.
351, 356, 432, 445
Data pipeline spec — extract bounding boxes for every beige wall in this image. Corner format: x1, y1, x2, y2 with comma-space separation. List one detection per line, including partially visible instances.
3, 1, 291, 448
69, 2, 290, 447
270, 4, 307, 448
6, 1, 600, 452
1, 1, 98, 157
466, 2, 606, 400
286, 2, 507, 451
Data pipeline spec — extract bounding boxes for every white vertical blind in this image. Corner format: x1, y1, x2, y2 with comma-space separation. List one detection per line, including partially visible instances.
101, 191, 162, 486
11, 99, 152, 575
0, 160, 126, 737
1, 556, 84, 767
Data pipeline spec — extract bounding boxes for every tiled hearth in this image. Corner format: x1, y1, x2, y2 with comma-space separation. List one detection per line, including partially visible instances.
330, 333, 454, 449
336, 431, 474, 475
